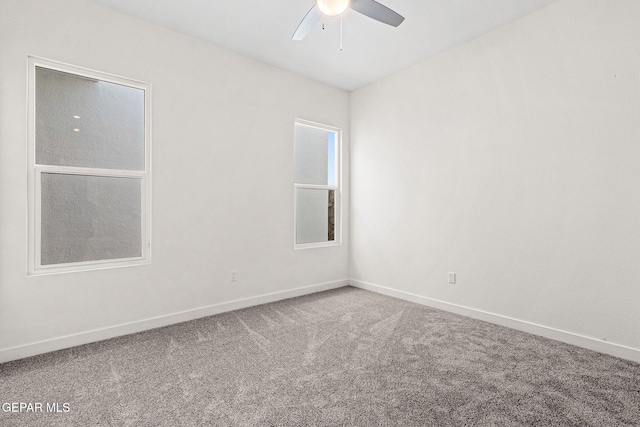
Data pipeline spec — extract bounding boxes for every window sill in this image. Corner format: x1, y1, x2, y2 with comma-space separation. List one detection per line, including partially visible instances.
294, 241, 341, 250
28, 257, 150, 277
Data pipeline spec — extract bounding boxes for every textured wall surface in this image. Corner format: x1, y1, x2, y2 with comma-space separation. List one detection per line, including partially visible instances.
350, 0, 640, 352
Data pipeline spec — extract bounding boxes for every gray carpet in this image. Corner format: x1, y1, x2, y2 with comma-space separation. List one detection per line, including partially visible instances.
1, 286, 639, 426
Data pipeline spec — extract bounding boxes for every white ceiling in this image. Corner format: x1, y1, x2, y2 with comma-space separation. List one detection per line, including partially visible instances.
89, 0, 557, 91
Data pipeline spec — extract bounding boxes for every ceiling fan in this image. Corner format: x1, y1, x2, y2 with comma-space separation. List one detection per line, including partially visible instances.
292, 0, 405, 41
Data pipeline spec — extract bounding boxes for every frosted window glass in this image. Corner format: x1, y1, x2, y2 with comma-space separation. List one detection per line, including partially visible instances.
294, 124, 335, 185
35, 67, 145, 170
296, 188, 335, 244
41, 173, 142, 265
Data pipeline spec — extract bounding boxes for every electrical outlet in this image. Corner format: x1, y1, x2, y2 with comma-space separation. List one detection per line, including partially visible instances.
448, 272, 456, 284
230, 270, 238, 282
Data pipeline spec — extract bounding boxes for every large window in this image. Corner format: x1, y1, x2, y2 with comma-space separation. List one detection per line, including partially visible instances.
294, 119, 341, 248
27, 57, 151, 275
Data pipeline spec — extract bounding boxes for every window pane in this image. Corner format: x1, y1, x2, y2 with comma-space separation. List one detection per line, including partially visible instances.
36, 67, 145, 170
327, 132, 336, 186
296, 188, 335, 244
41, 173, 142, 265
294, 124, 336, 185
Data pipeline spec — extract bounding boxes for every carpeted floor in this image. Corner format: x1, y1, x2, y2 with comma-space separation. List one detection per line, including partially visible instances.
1, 286, 639, 426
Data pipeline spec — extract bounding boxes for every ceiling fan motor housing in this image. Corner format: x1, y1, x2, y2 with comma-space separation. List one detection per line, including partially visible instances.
316, 0, 350, 16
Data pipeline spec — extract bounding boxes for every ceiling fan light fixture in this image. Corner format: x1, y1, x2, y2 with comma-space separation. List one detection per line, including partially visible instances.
316, 0, 349, 17
293, 0, 403, 42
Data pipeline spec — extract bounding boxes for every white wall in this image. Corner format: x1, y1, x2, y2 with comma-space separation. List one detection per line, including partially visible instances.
350, 0, 640, 361
0, 0, 349, 362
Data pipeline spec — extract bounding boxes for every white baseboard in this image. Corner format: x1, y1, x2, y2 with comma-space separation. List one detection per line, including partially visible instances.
6, 278, 638, 365
350, 279, 640, 364
0, 279, 348, 364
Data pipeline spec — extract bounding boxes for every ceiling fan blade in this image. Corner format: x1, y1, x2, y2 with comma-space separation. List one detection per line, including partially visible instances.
350, 0, 405, 27
292, 5, 323, 41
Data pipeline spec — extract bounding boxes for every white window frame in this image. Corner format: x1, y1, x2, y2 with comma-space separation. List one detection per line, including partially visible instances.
27, 57, 152, 275
293, 118, 341, 250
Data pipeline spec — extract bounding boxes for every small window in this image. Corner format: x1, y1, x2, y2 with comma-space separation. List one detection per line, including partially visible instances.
27, 57, 151, 275
294, 119, 340, 248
